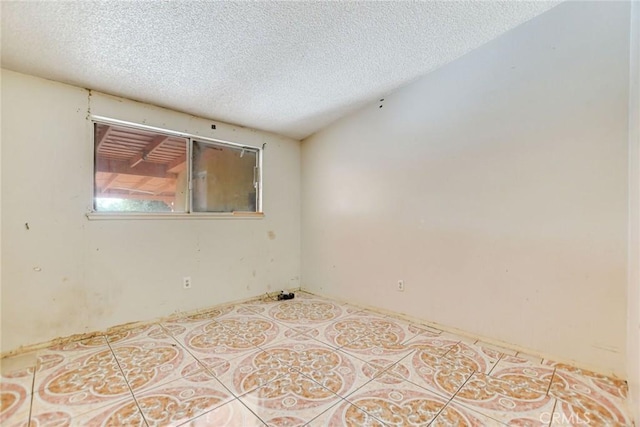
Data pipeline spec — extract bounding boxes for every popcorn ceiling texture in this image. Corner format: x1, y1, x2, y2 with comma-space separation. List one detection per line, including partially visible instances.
1, 1, 558, 140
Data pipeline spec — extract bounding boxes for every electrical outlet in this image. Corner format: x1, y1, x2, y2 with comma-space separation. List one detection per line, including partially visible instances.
397, 280, 404, 292
183, 277, 192, 289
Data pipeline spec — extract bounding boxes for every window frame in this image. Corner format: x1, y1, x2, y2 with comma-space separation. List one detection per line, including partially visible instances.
88, 116, 263, 220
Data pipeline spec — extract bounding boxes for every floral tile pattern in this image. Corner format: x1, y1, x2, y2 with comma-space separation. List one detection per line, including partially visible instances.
380, 344, 474, 399
0, 291, 632, 426
453, 369, 556, 425
35, 346, 131, 405
110, 337, 201, 392
185, 398, 266, 426
0, 381, 30, 426
342, 379, 452, 425
239, 372, 343, 423
308, 400, 385, 427
71, 398, 147, 426
549, 369, 632, 426
134, 380, 234, 425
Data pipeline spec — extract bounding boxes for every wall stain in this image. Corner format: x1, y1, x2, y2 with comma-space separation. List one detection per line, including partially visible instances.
2, 294, 273, 359
86, 90, 92, 120
267, 231, 276, 240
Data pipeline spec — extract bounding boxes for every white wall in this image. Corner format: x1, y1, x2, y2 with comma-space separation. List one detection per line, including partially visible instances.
302, 1, 630, 375
0, 70, 301, 353
627, 1, 640, 423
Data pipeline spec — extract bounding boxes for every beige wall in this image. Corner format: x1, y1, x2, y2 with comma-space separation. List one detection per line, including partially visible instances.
627, 1, 640, 423
302, 1, 630, 375
0, 70, 301, 353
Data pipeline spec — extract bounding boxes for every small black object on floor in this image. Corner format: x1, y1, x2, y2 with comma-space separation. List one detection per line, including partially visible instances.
277, 291, 295, 301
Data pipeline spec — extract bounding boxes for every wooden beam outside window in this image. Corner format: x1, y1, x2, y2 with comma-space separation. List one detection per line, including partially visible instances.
96, 157, 177, 179
101, 173, 119, 193
95, 125, 114, 151
130, 135, 171, 168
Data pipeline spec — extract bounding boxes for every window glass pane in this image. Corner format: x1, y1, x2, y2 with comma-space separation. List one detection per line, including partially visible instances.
192, 140, 258, 212
94, 123, 188, 212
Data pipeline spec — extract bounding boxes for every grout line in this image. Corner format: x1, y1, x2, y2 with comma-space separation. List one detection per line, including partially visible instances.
105, 339, 149, 427
337, 396, 390, 427
158, 323, 248, 399
440, 340, 462, 358
487, 353, 505, 376
547, 398, 558, 427
426, 370, 476, 426
231, 398, 269, 426
545, 368, 556, 397
301, 398, 348, 427
27, 364, 36, 425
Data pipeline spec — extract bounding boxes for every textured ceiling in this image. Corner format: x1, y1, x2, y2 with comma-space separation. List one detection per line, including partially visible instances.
1, 1, 558, 140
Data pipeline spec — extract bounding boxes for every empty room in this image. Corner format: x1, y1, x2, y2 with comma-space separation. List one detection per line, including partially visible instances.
1, 1, 639, 426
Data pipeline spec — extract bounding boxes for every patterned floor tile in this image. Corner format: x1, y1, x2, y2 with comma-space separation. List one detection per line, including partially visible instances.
280, 345, 373, 398
32, 344, 132, 419
30, 391, 132, 426
336, 352, 421, 394
0, 358, 33, 427
442, 341, 503, 375
0, 381, 31, 427
216, 315, 282, 349
268, 325, 328, 348
105, 323, 176, 345
405, 335, 461, 357
4, 294, 635, 425
292, 316, 369, 350
514, 352, 544, 365
549, 369, 631, 426
493, 353, 544, 372
182, 398, 266, 426
475, 341, 518, 356
33, 336, 110, 394
383, 314, 444, 338
307, 399, 386, 427
333, 318, 419, 364
132, 375, 235, 425
214, 349, 289, 397
239, 373, 343, 425
170, 318, 263, 364
70, 397, 146, 426
452, 370, 556, 425
431, 399, 507, 426
257, 341, 363, 399
261, 300, 346, 328
1, 352, 37, 393
342, 378, 452, 426
438, 331, 478, 346
110, 337, 201, 393
548, 398, 628, 427
377, 345, 473, 399
544, 361, 628, 402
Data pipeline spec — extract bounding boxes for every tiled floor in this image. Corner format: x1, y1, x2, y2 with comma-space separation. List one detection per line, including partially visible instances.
0, 292, 631, 426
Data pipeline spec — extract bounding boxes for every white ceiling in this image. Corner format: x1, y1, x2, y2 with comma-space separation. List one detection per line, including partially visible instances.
1, 1, 558, 140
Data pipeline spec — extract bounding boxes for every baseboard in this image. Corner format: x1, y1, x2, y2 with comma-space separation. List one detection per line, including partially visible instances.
0, 287, 300, 360
299, 287, 625, 379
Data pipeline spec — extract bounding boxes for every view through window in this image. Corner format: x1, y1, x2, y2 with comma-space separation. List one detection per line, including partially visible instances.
93, 122, 260, 214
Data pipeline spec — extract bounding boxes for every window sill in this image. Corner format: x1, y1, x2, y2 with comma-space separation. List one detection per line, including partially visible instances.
86, 212, 265, 220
